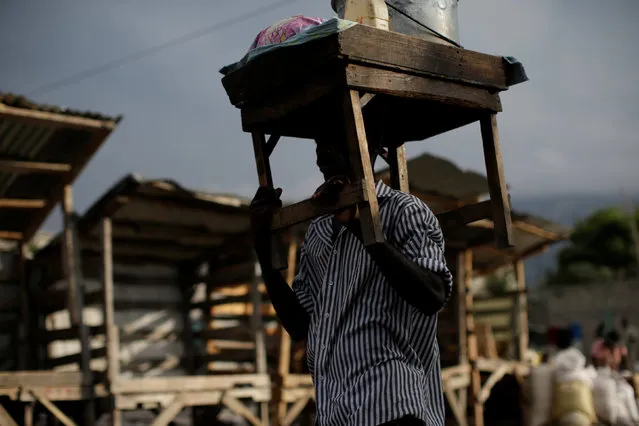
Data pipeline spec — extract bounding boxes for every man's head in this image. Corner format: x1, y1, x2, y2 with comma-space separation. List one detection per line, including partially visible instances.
313, 131, 382, 224
314, 132, 382, 181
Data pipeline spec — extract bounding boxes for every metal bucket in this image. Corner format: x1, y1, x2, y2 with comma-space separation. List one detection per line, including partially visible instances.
332, 0, 460, 46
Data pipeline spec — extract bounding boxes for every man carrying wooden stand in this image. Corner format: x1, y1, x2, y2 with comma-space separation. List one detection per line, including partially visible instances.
251, 133, 453, 426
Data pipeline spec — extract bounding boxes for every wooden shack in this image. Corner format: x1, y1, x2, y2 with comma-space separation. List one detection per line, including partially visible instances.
0, 92, 120, 426
30, 175, 271, 426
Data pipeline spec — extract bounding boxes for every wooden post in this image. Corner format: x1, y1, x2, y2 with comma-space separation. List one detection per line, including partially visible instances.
343, 90, 384, 245
178, 264, 197, 425
462, 249, 483, 426
514, 260, 529, 362
101, 217, 121, 426
18, 242, 30, 370
387, 144, 409, 193
251, 131, 287, 271
275, 237, 300, 425
251, 255, 269, 425
480, 114, 513, 249
24, 402, 34, 426
61, 185, 95, 426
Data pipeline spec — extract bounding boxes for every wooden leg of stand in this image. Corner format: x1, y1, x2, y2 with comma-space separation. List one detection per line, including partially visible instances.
480, 114, 513, 249
343, 90, 384, 245
388, 144, 409, 192
251, 131, 287, 270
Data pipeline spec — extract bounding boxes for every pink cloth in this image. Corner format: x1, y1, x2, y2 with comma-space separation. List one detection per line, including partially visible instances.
248, 15, 325, 51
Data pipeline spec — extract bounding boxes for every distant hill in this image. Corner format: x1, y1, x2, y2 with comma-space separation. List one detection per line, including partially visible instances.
511, 192, 639, 286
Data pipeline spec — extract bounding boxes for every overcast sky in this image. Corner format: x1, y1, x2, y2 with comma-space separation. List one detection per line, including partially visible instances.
2, 0, 638, 231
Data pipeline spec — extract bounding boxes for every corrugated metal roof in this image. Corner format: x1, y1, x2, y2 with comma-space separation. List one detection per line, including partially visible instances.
0, 92, 122, 242
36, 174, 253, 265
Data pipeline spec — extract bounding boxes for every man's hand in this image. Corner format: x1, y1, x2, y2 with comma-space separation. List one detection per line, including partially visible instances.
250, 186, 283, 268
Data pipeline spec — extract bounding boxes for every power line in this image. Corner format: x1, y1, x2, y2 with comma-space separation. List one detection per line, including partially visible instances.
27, 0, 300, 96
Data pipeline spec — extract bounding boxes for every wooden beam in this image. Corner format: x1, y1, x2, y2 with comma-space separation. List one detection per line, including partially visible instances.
0, 198, 46, 209
265, 134, 281, 157
346, 64, 502, 112
438, 200, 493, 230
276, 238, 299, 426
150, 396, 185, 426
250, 255, 269, 424
102, 217, 120, 386
0, 402, 19, 426
462, 249, 484, 426
0, 231, 23, 240
456, 252, 468, 365
29, 389, 78, 426
60, 186, 95, 426
514, 260, 529, 362
0, 160, 72, 174
387, 144, 409, 192
343, 89, 384, 245
480, 114, 513, 249
271, 181, 367, 230
0, 103, 117, 131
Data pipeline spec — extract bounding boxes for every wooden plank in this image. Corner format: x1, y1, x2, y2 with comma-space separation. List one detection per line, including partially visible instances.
0, 231, 22, 240
343, 90, 384, 245
0, 103, 117, 131
0, 160, 71, 174
222, 394, 264, 426
480, 114, 513, 248
60, 193, 95, 425
462, 250, 483, 426
282, 395, 311, 426
456, 252, 468, 365
346, 64, 502, 112
0, 403, 19, 426
478, 364, 511, 403
437, 200, 493, 230
338, 25, 510, 91
102, 217, 119, 384
514, 261, 529, 362
0, 371, 83, 388
249, 257, 269, 423
30, 389, 78, 426
276, 238, 299, 426
271, 181, 367, 230
150, 396, 185, 426
0, 198, 46, 209
387, 144, 409, 192
112, 374, 269, 394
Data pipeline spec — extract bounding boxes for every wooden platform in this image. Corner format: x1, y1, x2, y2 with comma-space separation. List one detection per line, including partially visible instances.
222, 24, 526, 141
222, 24, 527, 256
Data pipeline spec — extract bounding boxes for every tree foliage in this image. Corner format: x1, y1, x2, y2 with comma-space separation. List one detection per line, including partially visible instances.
545, 207, 639, 285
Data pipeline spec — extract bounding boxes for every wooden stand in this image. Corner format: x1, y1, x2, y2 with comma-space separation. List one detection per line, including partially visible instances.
222, 24, 527, 260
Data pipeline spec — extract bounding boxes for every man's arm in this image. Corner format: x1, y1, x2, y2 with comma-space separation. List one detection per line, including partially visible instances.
259, 265, 310, 342
350, 202, 452, 316
251, 186, 310, 342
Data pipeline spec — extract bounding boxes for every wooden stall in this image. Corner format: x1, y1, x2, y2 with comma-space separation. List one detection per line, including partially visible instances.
30, 175, 271, 426
0, 92, 121, 426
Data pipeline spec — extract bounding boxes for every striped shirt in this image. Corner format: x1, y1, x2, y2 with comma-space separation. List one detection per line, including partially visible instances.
293, 180, 453, 426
